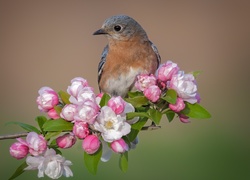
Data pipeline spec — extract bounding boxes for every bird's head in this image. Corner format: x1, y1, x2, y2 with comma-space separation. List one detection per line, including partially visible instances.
93, 15, 148, 42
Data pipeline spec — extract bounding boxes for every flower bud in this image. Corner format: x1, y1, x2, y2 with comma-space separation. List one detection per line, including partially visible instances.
107, 96, 126, 114
135, 74, 157, 91
60, 104, 77, 121
47, 108, 60, 119
36, 87, 59, 112
82, 135, 100, 154
73, 121, 90, 139
56, 133, 76, 149
10, 142, 29, 159
179, 114, 190, 123
111, 138, 129, 153
26, 132, 47, 156
67, 77, 88, 97
143, 85, 161, 102
156, 61, 179, 82
169, 97, 185, 112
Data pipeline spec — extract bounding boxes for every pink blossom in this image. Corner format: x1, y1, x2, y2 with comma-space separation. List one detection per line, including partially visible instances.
73, 121, 90, 139
36, 87, 59, 112
9, 139, 29, 159
74, 100, 100, 124
143, 85, 161, 102
156, 61, 179, 82
47, 108, 60, 119
67, 77, 88, 97
111, 138, 129, 153
169, 97, 185, 112
107, 96, 126, 114
26, 132, 47, 156
82, 135, 100, 154
69, 86, 96, 105
56, 133, 76, 149
168, 71, 198, 104
135, 74, 157, 91
60, 104, 77, 121
179, 114, 190, 123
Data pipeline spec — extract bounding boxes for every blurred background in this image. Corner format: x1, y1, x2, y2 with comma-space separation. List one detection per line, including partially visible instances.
0, 0, 249, 179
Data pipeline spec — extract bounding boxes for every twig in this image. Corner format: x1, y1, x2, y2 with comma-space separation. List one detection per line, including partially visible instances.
0, 132, 28, 140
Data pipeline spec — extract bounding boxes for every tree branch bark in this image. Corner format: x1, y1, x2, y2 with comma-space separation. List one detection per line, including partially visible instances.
0, 132, 28, 140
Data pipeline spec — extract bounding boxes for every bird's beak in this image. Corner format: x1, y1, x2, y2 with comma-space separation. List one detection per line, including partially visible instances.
93, 28, 108, 35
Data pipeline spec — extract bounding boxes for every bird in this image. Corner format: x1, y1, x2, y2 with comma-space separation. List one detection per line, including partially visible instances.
93, 15, 161, 97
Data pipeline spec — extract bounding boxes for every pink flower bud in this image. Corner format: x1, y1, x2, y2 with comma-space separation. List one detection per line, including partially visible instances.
143, 85, 161, 102
111, 138, 129, 153
26, 132, 47, 156
179, 114, 190, 123
169, 97, 185, 112
60, 104, 77, 121
74, 100, 100, 124
156, 61, 179, 82
36, 87, 59, 112
47, 108, 60, 119
67, 77, 89, 97
82, 135, 100, 154
69, 86, 96, 105
9, 141, 29, 159
135, 74, 157, 91
107, 96, 126, 114
73, 121, 90, 139
56, 133, 76, 149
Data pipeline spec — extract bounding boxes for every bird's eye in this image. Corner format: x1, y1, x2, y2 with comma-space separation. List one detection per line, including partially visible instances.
114, 25, 122, 32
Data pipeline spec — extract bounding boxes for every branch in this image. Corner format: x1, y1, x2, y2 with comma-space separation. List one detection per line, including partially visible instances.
0, 132, 28, 140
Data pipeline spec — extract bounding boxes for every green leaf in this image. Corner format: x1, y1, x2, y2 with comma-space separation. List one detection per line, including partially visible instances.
35, 116, 47, 133
84, 144, 102, 175
58, 90, 70, 104
43, 118, 73, 131
125, 96, 149, 107
8, 161, 27, 180
119, 151, 128, 172
126, 112, 149, 120
99, 93, 111, 107
161, 89, 177, 104
165, 110, 175, 122
147, 109, 162, 125
127, 117, 148, 142
127, 91, 144, 98
6, 122, 40, 134
189, 71, 202, 78
45, 131, 62, 140
54, 105, 62, 115
181, 103, 211, 119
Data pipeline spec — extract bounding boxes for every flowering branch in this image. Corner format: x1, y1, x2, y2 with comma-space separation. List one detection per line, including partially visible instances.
4, 60, 211, 179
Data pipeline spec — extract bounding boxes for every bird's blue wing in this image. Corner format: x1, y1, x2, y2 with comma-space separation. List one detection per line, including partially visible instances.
149, 41, 161, 67
98, 45, 109, 88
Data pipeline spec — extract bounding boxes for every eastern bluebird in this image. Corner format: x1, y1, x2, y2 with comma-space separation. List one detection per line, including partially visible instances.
93, 15, 161, 97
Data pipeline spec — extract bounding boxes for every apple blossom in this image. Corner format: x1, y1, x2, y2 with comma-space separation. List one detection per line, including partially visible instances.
93, 106, 131, 143
82, 135, 100, 154
9, 140, 29, 159
179, 114, 190, 123
135, 74, 157, 91
155, 60, 179, 82
25, 148, 73, 179
143, 85, 161, 102
107, 96, 126, 114
111, 138, 129, 153
36, 87, 59, 112
67, 77, 88, 97
56, 133, 76, 149
169, 97, 185, 112
69, 86, 96, 105
26, 132, 47, 156
73, 121, 90, 139
47, 108, 60, 119
168, 71, 198, 104
74, 100, 100, 124
60, 104, 77, 121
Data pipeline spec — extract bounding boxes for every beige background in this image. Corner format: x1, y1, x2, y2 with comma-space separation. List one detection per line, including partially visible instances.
0, 0, 250, 179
